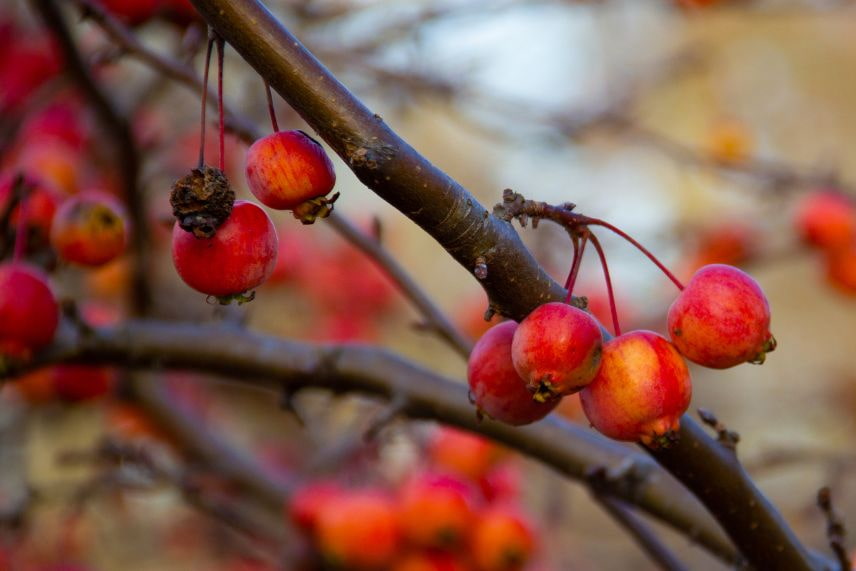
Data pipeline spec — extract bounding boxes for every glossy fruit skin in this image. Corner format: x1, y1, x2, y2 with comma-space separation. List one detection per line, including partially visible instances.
172, 200, 278, 297
51, 191, 128, 266
399, 473, 476, 550
668, 264, 774, 369
245, 130, 336, 210
511, 302, 602, 401
468, 321, 558, 425
795, 191, 855, 251
471, 507, 536, 571
315, 490, 400, 570
0, 263, 59, 357
580, 331, 692, 445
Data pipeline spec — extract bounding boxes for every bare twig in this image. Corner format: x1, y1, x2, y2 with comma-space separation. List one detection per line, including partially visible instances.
697, 408, 740, 452
817, 487, 850, 571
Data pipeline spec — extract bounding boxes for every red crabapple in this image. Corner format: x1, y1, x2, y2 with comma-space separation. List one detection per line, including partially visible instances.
315, 490, 400, 570
511, 302, 602, 401
0, 175, 61, 245
668, 264, 775, 369
171, 200, 278, 301
468, 321, 558, 425
471, 506, 536, 571
0, 262, 59, 358
825, 245, 856, 295
245, 130, 337, 223
398, 472, 477, 550
580, 330, 692, 446
794, 190, 855, 252
50, 191, 128, 267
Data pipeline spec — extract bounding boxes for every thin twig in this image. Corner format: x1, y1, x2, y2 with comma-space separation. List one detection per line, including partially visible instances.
817, 486, 850, 571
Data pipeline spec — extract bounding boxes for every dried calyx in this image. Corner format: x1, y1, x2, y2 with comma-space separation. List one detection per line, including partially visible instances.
169, 166, 235, 238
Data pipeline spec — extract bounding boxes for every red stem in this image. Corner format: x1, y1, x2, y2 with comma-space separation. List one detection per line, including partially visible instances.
197, 36, 215, 169
589, 232, 621, 336
264, 79, 279, 132
581, 217, 684, 291
564, 231, 588, 304
563, 234, 580, 291
216, 36, 226, 172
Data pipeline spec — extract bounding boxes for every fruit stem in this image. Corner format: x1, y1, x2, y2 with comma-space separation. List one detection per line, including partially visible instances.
197, 34, 215, 170
563, 230, 588, 303
589, 232, 621, 336
264, 79, 279, 132
581, 216, 685, 291
11, 176, 29, 263
215, 34, 226, 173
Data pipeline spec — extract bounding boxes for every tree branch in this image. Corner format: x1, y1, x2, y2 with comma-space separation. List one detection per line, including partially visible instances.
4, 319, 741, 566
184, 2, 823, 568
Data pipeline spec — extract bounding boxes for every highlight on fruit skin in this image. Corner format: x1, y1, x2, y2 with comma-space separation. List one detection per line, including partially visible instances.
171, 200, 278, 303
510, 301, 603, 402
245, 130, 337, 223
50, 191, 128, 267
667, 263, 775, 369
580, 330, 692, 447
468, 321, 559, 426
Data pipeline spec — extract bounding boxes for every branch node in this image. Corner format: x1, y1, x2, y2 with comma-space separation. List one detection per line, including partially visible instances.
697, 408, 740, 451
473, 256, 488, 280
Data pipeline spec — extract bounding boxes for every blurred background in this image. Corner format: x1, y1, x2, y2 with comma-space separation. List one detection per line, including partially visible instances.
1, 0, 856, 569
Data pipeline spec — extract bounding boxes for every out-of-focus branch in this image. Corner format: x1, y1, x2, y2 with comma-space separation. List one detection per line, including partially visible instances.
3, 319, 741, 567
32, 0, 152, 315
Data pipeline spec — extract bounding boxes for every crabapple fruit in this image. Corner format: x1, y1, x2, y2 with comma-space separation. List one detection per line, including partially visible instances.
171, 200, 278, 300
668, 264, 775, 369
0, 262, 58, 358
51, 191, 128, 266
580, 330, 691, 446
468, 321, 558, 425
511, 302, 602, 401
245, 130, 336, 223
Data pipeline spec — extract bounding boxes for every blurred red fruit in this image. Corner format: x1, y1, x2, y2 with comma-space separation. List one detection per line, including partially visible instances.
428, 427, 503, 482
0, 174, 61, 247
288, 481, 343, 533
795, 190, 855, 252
0, 262, 58, 358
315, 490, 401, 569
471, 507, 536, 571
399, 472, 477, 550
391, 552, 472, 571
825, 246, 856, 295
51, 191, 129, 266
94, 0, 160, 25
19, 101, 89, 150
0, 36, 60, 112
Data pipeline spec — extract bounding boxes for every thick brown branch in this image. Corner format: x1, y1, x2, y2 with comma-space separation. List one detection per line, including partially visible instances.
6, 319, 740, 566
183, 3, 825, 567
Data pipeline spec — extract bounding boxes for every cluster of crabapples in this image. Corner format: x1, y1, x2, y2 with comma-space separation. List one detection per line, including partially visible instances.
468, 260, 775, 446
170, 129, 337, 303
287, 427, 540, 571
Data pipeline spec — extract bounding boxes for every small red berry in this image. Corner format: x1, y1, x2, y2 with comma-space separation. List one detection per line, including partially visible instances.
0, 175, 61, 245
580, 330, 692, 446
428, 427, 503, 482
398, 472, 477, 550
390, 552, 472, 571
0, 262, 59, 358
288, 480, 343, 533
52, 365, 115, 402
245, 130, 337, 222
471, 506, 536, 571
794, 190, 855, 252
171, 200, 278, 300
668, 264, 775, 369
511, 302, 602, 401
315, 490, 401, 570
825, 245, 856, 295
51, 191, 128, 267
468, 321, 558, 425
